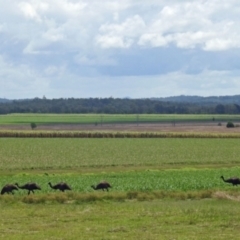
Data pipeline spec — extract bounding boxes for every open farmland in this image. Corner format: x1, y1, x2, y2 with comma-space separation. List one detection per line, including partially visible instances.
2, 113, 240, 125
1, 138, 240, 199
1, 113, 240, 134
0, 138, 240, 170
1, 119, 240, 239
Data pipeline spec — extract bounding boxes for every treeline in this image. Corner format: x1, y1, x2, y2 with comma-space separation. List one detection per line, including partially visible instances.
154, 95, 240, 105
0, 98, 240, 114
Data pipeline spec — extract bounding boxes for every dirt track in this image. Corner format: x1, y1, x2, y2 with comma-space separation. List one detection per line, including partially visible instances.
1, 122, 240, 133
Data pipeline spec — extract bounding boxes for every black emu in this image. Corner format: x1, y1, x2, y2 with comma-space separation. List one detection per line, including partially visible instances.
221, 176, 240, 186
91, 181, 112, 191
1, 184, 18, 195
48, 182, 72, 192
15, 182, 41, 195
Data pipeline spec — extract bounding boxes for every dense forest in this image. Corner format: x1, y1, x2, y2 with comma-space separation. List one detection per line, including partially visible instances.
154, 95, 240, 105
0, 96, 240, 114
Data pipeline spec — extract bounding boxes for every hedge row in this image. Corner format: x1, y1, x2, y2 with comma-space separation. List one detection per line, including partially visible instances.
0, 130, 240, 138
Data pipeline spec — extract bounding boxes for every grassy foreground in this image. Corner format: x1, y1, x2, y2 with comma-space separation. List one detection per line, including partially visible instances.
1, 199, 240, 240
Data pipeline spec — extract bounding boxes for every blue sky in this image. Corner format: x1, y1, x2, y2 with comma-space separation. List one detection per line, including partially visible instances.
1, 0, 240, 99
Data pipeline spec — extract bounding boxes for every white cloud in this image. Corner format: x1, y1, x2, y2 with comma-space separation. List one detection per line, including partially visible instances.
96, 15, 145, 48
19, 2, 41, 21
204, 38, 240, 51
4, 0, 240, 53
137, 1, 240, 51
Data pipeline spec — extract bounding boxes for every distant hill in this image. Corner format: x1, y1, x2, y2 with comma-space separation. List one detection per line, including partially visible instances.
152, 95, 240, 105
0, 98, 11, 103
1, 95, 240, 114
2, 95, 240, 104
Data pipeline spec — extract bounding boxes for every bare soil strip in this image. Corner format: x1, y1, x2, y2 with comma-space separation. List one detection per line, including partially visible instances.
0, 122, 240, 133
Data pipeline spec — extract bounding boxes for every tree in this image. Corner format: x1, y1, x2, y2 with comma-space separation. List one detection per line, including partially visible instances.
30, 122, 37, 130
215, 104, 225, 114
226, 122, 234, 128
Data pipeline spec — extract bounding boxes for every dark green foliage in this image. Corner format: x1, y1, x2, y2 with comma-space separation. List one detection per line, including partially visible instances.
30, 122, 37, 129
226, 122, 234, 128
1, 97, 240, 114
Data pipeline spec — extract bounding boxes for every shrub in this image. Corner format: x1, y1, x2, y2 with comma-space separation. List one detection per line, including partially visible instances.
30, 122, 37, 130
226, 122, 234, 128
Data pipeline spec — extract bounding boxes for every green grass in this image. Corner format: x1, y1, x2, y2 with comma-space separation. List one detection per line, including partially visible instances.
0, 167, 239, 197
1, 138, 240, 199
0, 113, 240, 125
0, 138, 240, 171
1, 137, 240, 239
1, 199, 240, 239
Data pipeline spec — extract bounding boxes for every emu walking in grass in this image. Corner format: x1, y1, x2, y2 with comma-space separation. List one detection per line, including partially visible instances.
221, 176, 240, 186
1, 184, 18, 195
48, 182, 72, 192
15, 182, 41, 195
91, 181, 112, 191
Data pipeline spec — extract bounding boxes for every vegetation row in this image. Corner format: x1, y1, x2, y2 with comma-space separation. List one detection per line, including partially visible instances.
1, 130, 240, 138
0, 189, 217, 204
1, 168, 240, 203
1, 97, 240, 114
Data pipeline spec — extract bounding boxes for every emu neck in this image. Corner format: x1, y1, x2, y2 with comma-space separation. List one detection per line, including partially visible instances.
16, 184, 24, 189
221, 177, 226, 182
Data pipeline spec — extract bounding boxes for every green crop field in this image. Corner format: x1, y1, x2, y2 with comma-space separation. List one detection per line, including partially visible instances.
1, 137, 240, 239
0, 113, 240, 125
0, 138, 240, 170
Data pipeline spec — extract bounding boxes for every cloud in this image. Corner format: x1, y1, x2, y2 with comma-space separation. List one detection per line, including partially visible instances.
19, 2, 39, 20
3, 0, 240, 54
96, 15, 145, 48
1, 0, 240, 99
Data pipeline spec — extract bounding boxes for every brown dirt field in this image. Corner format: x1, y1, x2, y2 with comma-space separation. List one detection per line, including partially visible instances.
1, 122, 240, 133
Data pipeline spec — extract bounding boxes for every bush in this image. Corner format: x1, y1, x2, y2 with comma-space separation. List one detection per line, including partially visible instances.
226, 122, 234, 128
30, 122, 37, 130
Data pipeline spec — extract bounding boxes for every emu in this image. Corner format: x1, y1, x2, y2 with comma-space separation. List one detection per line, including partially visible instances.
91, 181, 112, 191
221, 176, 240, 186
1, 184, 18, 195
15, 182, 41, 195
48, 182, 72, 192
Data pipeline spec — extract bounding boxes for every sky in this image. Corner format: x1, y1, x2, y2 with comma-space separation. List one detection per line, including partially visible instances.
1, 0, 240, 99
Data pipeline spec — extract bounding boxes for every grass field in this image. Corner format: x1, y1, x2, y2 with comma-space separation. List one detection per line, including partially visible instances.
1, 113, 240, 125
1, 199, 240, 240
0, 138, 240, 170
1, 137, 240, 239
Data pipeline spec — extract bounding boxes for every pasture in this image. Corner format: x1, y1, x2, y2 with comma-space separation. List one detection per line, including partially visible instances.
0, 113, 240, 125
1, 137, 240, 239
2, 199, 240, 240
0, 138, 240, 171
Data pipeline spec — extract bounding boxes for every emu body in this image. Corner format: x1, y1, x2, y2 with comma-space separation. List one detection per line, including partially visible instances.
15, 182, 41, 195
48, 182, 71, 192
1, 184, 18, 195
91, 182, 111, 191
221, 176, 240, 186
